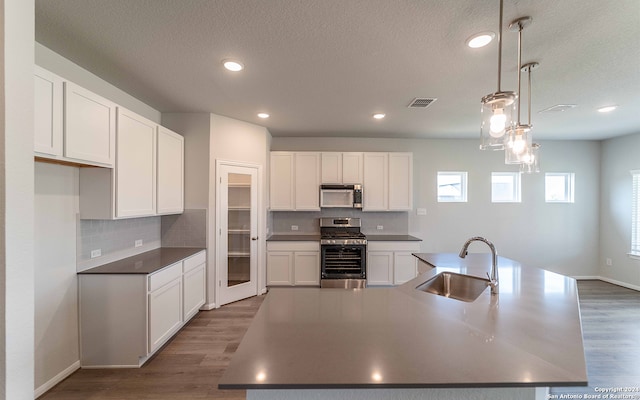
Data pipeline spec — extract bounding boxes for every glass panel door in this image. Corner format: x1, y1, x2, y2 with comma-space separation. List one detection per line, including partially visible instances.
217, 162, 259, 306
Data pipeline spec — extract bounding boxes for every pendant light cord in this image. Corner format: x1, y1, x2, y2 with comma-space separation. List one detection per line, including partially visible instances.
516, 23, 523, 125
497, 0, 504, 92
527, 66, 532, 125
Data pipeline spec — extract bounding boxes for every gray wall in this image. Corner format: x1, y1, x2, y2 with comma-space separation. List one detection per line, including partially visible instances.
599, 132, 640, 288
33, 44, 167, 393
271, 137, 601, 278
161, 113, 273, 306
2, 1, 36, 396
35, 43, 161, 123
34, 163, 79, 393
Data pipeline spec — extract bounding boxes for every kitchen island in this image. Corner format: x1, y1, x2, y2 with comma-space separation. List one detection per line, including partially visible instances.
219, 253, 587, 400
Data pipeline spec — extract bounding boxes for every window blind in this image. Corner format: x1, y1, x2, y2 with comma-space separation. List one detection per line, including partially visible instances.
632, 170, 640, 256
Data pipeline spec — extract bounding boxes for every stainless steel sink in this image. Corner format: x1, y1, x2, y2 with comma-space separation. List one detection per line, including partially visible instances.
416, 272, 489, 302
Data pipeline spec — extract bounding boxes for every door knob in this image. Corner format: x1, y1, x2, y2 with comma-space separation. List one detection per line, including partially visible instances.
251, 237, 258, 241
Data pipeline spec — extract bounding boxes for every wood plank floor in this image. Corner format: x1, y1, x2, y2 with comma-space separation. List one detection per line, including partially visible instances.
40, 280, 640, 399
39, 295, 265, 400
550, 280, 640, 397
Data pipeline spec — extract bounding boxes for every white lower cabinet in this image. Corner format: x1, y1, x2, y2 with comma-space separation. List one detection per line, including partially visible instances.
79, 250, 206, 367
267, 241, 320, 286
148, 272, 182, 353
367, 241, 421, 286
182, 251, 206, 321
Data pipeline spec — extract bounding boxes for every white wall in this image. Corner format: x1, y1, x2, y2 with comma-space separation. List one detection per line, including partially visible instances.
599, 132, 640, 288
34, 163, 80, 396
1, 0, 35, 397
271, 137, 601, 278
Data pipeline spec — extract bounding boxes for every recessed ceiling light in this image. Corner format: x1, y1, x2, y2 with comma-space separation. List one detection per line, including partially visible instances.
597, 105, 618, 113
373, 113, 386, 120
466, 32, 495, 48
222, 59, 244, 72
257, 113, 270, 119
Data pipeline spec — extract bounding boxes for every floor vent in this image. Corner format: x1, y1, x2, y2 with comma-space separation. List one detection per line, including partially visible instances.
408, 97, 437, 108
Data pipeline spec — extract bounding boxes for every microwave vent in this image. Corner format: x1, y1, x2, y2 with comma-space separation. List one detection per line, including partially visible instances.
408, 98, 437, 108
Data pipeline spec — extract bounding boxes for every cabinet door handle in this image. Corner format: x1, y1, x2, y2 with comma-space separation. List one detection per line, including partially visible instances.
251, 237, 259, 241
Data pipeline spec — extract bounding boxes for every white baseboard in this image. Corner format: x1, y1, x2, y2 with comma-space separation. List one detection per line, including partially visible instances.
598, 276, 640, 291
35, 360, 80, 398
573, 275, 601, 280
572, 275, 640, 291
201, 302, 216, 310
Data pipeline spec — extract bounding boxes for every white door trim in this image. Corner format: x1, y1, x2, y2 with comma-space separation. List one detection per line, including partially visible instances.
215, 159, 263, 307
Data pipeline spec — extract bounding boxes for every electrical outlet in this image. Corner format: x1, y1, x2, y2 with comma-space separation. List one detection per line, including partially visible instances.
291, 225, 299, 231
606, 258, 613, 267
417, 208, 427, 216
91, 249, 102, 258
135, 239, 143, 248
377, 225, 384, 230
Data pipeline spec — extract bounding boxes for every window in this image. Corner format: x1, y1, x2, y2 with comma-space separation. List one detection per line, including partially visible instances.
545, 173, 575, 203
491, 172, 521, 203
631, 170, 640, 258
437, 172, 467, 202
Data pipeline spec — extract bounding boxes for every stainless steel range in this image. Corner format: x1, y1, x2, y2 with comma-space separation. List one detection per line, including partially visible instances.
320, 217, 367, 288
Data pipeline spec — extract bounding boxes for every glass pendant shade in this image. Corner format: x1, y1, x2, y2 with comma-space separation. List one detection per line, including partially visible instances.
504, 125, 532, 164
520, 143, 540, 173
480, 91, 516, 150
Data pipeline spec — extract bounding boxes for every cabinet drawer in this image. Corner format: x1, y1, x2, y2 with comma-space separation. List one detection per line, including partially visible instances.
183, 251, 206, 273
267, 241, 319, 252
148, 262, 182, 292
368, 241, 420, 252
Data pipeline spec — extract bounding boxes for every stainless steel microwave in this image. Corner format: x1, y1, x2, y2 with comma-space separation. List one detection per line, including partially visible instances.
320, 184, 363, 208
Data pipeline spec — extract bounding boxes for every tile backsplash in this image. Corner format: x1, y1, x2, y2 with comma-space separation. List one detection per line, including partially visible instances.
161, 209, 207, 248
78, 216, 161, 270
271, 210, 409, 235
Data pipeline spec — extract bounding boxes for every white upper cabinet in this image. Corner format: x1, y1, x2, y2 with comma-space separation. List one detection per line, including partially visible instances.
321, 152, 342, 183
341, 152, 364, 184
388, 152, 413, 210
64, 81, 116, 167
79, 108, 184, 219
294, 152, 321, 211
157, 126, 184, 214
270, 152, 295, 210
363, 152, 413, 211
115, 107, 157, 218
363, 152, 389, 211
270, 152, 320, 211
35, 67, 115, 167
321, 152, 363, 184
34, 66, 63, 157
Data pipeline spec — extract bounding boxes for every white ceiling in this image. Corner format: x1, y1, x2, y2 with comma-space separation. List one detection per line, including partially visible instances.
35, 0, 640, 140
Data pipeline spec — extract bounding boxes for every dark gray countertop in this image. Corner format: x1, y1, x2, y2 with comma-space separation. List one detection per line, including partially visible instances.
267, 234, 321, 241
219, 253, 587, 389
267, 234, 420, 241
78, 247, 205, 275
366, 234, 421, 241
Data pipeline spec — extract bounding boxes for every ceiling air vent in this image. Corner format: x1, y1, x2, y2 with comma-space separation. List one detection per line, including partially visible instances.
408, 98, 437, 108
538, 104, 577, 113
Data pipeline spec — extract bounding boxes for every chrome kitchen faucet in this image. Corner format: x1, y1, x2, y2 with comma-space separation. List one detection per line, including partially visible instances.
459, 237, 499, 294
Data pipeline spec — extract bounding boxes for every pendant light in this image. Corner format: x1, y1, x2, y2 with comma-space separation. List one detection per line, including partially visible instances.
480, 0, 516, 150
505, 17, 533, 164
520, 143, 541, 173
